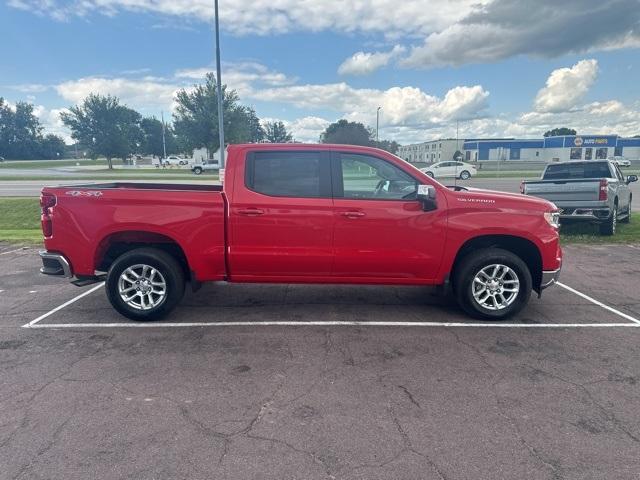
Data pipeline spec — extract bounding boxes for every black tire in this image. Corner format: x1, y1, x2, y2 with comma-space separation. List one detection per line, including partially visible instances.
599, 204, 617, 235
179, 160, 187, 166
426, 171, 434, 178
620, 198, 631, 224
105, 248, 185, 321
459, 170, 471, 180
453, 248, 532, 320
193, 167, 203, 175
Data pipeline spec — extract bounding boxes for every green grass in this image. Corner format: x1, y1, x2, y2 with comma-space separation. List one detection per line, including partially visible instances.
0, 197, 42, 244
560, 219, 640, 244
0, 159, 101, 169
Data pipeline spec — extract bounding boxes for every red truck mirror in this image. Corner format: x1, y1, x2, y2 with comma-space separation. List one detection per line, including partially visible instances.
417, 184, 437, 211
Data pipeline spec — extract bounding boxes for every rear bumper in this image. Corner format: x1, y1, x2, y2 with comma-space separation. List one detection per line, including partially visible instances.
540, 267, 561, 289
559, 207, 610, 222
39, 251, 73, 278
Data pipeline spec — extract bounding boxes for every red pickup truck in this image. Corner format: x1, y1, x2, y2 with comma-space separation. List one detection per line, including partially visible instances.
39, 144, 562, 321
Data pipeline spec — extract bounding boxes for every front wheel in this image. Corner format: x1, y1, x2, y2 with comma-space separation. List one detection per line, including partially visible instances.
426, 171, 434, 178
459, 170, 471, 180
106, 248, 185, 321
453, 248, 532, 320
193, 167, 203, 175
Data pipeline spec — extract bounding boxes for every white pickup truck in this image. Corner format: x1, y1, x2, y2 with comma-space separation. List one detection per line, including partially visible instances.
521, 160, 637, 235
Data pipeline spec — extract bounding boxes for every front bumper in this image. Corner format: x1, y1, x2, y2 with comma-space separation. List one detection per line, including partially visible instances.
39, 251, 73, 278
540, 267, 561, 289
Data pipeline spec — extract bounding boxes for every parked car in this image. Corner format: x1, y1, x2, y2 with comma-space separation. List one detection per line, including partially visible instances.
38, 143, 562, 321
162, 155, 189, 166
521, 160, 637, 235
192, 159, 220, 175
420, 161, 477, 180
610, 157, 631, 168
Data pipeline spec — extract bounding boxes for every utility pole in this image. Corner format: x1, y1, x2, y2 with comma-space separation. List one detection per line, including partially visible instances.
214, 0, 226, 173
376, 106, 381, 143
161, 111, 167, 159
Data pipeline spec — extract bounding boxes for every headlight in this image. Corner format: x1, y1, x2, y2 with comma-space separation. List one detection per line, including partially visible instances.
544, 211, 561, 229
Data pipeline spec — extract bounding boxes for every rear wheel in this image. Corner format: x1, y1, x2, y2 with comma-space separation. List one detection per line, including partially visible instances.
106, 248, 185, 321
599, 204, 617, 235
459, 170, 471, 180
453, 248, 532, 320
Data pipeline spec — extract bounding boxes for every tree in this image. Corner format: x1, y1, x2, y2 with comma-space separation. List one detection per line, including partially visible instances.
320, 119, 373, 145
374, 139, 399, 154
264, 121, 293, 143
453, 150, 464, 161
39, 134, 66, 159
173, 73, 264, 154
61, 94, 143, 169
0, 98, 66, 160
140, 116, 177, 158
544, 127, 577, 137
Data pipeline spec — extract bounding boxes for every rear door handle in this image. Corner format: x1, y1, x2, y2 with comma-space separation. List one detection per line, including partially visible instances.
237, 208, 264, 216
340, 211, 365, 218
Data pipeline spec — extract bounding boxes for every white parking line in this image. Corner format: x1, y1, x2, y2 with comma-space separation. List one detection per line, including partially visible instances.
21, 281, 640, 329
22, 283, 105, 328
0, 247, 29, 255
24, 321, 640, 329
557, 282, 640, 325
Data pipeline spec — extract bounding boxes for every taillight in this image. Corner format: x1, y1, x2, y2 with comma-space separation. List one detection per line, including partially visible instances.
599, 179, 608, 201
40, 193, 56, 238
40, 193, 56, 212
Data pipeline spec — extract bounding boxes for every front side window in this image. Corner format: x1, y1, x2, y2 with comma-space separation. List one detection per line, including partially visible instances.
338, 153, 418, 201
245, 151, 328, 198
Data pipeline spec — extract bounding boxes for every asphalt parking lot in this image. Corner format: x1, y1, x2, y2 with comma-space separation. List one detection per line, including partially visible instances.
2, 243, 640, 479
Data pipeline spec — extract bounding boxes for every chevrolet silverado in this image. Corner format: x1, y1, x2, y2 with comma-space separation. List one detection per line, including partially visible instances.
39, 144, 562, 321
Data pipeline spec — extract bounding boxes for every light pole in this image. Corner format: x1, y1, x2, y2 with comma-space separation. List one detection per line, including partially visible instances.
214, 0, 225, 172
376, 106, 381, 143
161, 111, 167, 160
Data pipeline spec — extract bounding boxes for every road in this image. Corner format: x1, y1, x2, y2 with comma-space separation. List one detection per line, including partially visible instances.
2, 244, 640, 479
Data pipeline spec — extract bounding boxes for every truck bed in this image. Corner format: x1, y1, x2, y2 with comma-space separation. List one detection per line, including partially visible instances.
522, 178, 602, 203
55, 182, 223, 192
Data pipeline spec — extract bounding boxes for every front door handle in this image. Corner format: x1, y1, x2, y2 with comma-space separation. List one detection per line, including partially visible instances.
340, 211, 365, 218
237, 208, 264, 216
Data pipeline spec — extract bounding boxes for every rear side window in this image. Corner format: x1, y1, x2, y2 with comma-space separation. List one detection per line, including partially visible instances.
543, 162, 612, 180
245, 151, 330, 198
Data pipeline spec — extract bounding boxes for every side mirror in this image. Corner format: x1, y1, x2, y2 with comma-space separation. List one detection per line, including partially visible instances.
417, 184, 437, 211
627, 175, 638, 184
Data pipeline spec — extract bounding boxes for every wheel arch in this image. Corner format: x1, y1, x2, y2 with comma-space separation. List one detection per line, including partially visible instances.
450, 234, 543, 291
94, 230, 191, 279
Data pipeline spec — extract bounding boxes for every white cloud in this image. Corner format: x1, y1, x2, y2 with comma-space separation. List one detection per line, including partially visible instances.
55, 77, 179, 113
256, 83, 489, 127
338, 45, 405, 76
261, 116, 331, 143
401, 0, 640, 68
533, 60, 599, 113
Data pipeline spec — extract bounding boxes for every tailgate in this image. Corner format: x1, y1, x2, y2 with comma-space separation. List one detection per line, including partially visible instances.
524, 180, 601, 202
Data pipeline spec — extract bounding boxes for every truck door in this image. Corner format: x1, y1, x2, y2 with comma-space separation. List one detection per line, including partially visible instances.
228, 150, 334, 280
331, 151, 447, 282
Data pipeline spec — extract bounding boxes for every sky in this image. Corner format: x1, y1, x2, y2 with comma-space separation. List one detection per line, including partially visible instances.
1, 0, 639, 144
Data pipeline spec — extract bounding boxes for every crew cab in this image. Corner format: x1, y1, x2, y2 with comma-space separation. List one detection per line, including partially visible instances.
521, 160, 637, 235
38, 144, 562, 321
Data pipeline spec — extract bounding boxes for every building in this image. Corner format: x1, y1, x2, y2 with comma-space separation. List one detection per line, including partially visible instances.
397, 139, 464, 163
462, 135, 640, 162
